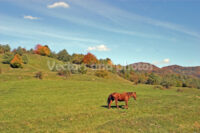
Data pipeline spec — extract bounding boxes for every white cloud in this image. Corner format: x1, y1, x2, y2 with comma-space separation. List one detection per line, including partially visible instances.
87, 44, 110, 52
24, 15, 39, 20
153, 58, 170, 65
47, 2, 69, 8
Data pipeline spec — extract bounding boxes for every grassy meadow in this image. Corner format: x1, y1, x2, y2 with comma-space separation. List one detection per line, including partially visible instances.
0, 54, 200, 132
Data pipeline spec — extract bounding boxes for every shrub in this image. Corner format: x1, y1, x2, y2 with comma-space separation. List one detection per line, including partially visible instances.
95, 70, 108, 78
57, 70, 71, 78
10, 54, 23, 68
160, 80, 172, 89
22, 55, 28, 64
78, 65, 87, 74
153, 85, 164, 90
2, 52, 14, 64
35, 72, 43, 79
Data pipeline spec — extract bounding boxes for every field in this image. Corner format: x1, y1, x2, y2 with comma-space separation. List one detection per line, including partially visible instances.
0, 54, 200, 132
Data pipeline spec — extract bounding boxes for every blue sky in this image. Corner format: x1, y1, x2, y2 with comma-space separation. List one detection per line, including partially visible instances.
0, 0, 200, 67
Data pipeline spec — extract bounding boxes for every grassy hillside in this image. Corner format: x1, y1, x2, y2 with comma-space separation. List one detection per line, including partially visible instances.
0, 54, 200, 132
0, 54, 65, 81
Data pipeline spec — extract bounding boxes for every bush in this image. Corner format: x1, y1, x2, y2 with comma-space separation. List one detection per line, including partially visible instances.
2, 52, 14, 64
35, 72, 43, 79
78, 65, 87, 74
95, 70, 108, 78
22, 55, 28, 64
10, 54, 23, 68
160, 80, 172, 89
153, 85, 164, 90
57, 70, 71, 78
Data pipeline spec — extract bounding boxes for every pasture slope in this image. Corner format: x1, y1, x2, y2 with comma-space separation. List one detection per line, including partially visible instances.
0, 54, 200, 133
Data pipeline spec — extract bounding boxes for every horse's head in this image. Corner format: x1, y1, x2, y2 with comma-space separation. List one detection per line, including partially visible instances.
132, 92, 137, 100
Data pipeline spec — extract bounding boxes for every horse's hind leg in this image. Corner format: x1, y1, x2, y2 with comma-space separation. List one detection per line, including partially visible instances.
115, 99, 119, 109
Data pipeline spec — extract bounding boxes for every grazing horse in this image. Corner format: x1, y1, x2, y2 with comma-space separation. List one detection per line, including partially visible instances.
107, 92, 136, 109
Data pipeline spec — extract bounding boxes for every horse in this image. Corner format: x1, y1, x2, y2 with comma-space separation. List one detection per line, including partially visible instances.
107, 92, 136, 109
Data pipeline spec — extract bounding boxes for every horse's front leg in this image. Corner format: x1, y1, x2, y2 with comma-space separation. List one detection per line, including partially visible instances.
115, 99, 119, 109
108, 100, 112, 109
125, 100, 128, 109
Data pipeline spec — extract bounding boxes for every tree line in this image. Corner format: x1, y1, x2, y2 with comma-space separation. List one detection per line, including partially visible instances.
1, 44, 200, 89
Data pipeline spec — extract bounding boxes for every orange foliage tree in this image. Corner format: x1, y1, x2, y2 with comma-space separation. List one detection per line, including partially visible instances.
35, 44, 50, 56
83, 53, 98, 66
10, 54, 23, 68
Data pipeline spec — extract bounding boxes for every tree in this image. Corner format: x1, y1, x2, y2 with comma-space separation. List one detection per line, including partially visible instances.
13, 46, 25, 56
22, 55, 28, 64
10, 54, 23, 68
2, 52, 14, 64
49, 51, 58, 59
0, 44, 11, 53
35, 44, 51, 56
146, 73, 160, 85
57, 49, 71, 62
83, 53, 98, 66
99, 58, 113, 65
71, 54, 84, 64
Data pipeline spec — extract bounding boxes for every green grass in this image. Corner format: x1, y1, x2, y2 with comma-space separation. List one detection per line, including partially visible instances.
0, 54, 200, 132
0, 77, 200, 133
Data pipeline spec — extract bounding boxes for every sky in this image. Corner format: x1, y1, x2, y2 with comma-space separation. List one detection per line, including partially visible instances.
0, 0, 200, 67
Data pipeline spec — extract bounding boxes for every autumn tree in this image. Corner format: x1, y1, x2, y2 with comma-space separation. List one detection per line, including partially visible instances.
71, 54, 84, 64
10, 54, 23, 68
35, 44, 51, 56
83, 53, 98, 66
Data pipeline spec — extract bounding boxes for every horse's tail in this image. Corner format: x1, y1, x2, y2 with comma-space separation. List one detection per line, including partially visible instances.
107, 94, 114, 106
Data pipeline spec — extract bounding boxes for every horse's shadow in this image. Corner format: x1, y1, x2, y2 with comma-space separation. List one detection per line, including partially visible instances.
101, 105, 125, 109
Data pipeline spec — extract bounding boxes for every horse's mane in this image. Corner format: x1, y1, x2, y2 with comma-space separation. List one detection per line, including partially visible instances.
127, 92, 133, 96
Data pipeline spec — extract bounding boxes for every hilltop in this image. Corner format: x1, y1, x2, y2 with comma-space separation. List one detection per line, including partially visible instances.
130, 62, 200, 78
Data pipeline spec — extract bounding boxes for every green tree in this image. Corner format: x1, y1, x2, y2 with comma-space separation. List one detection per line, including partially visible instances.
57, 49, 71, 62
13, 46, 25, 56
0, 44, 11, 53
22, 55, 28, 64
146, 73, 161, 85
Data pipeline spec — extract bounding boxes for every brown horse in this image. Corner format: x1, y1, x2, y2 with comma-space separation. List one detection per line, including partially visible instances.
107, 92, 136, 109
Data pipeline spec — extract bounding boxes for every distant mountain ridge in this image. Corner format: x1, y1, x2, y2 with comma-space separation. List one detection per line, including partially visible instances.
130, 62, 200, 78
